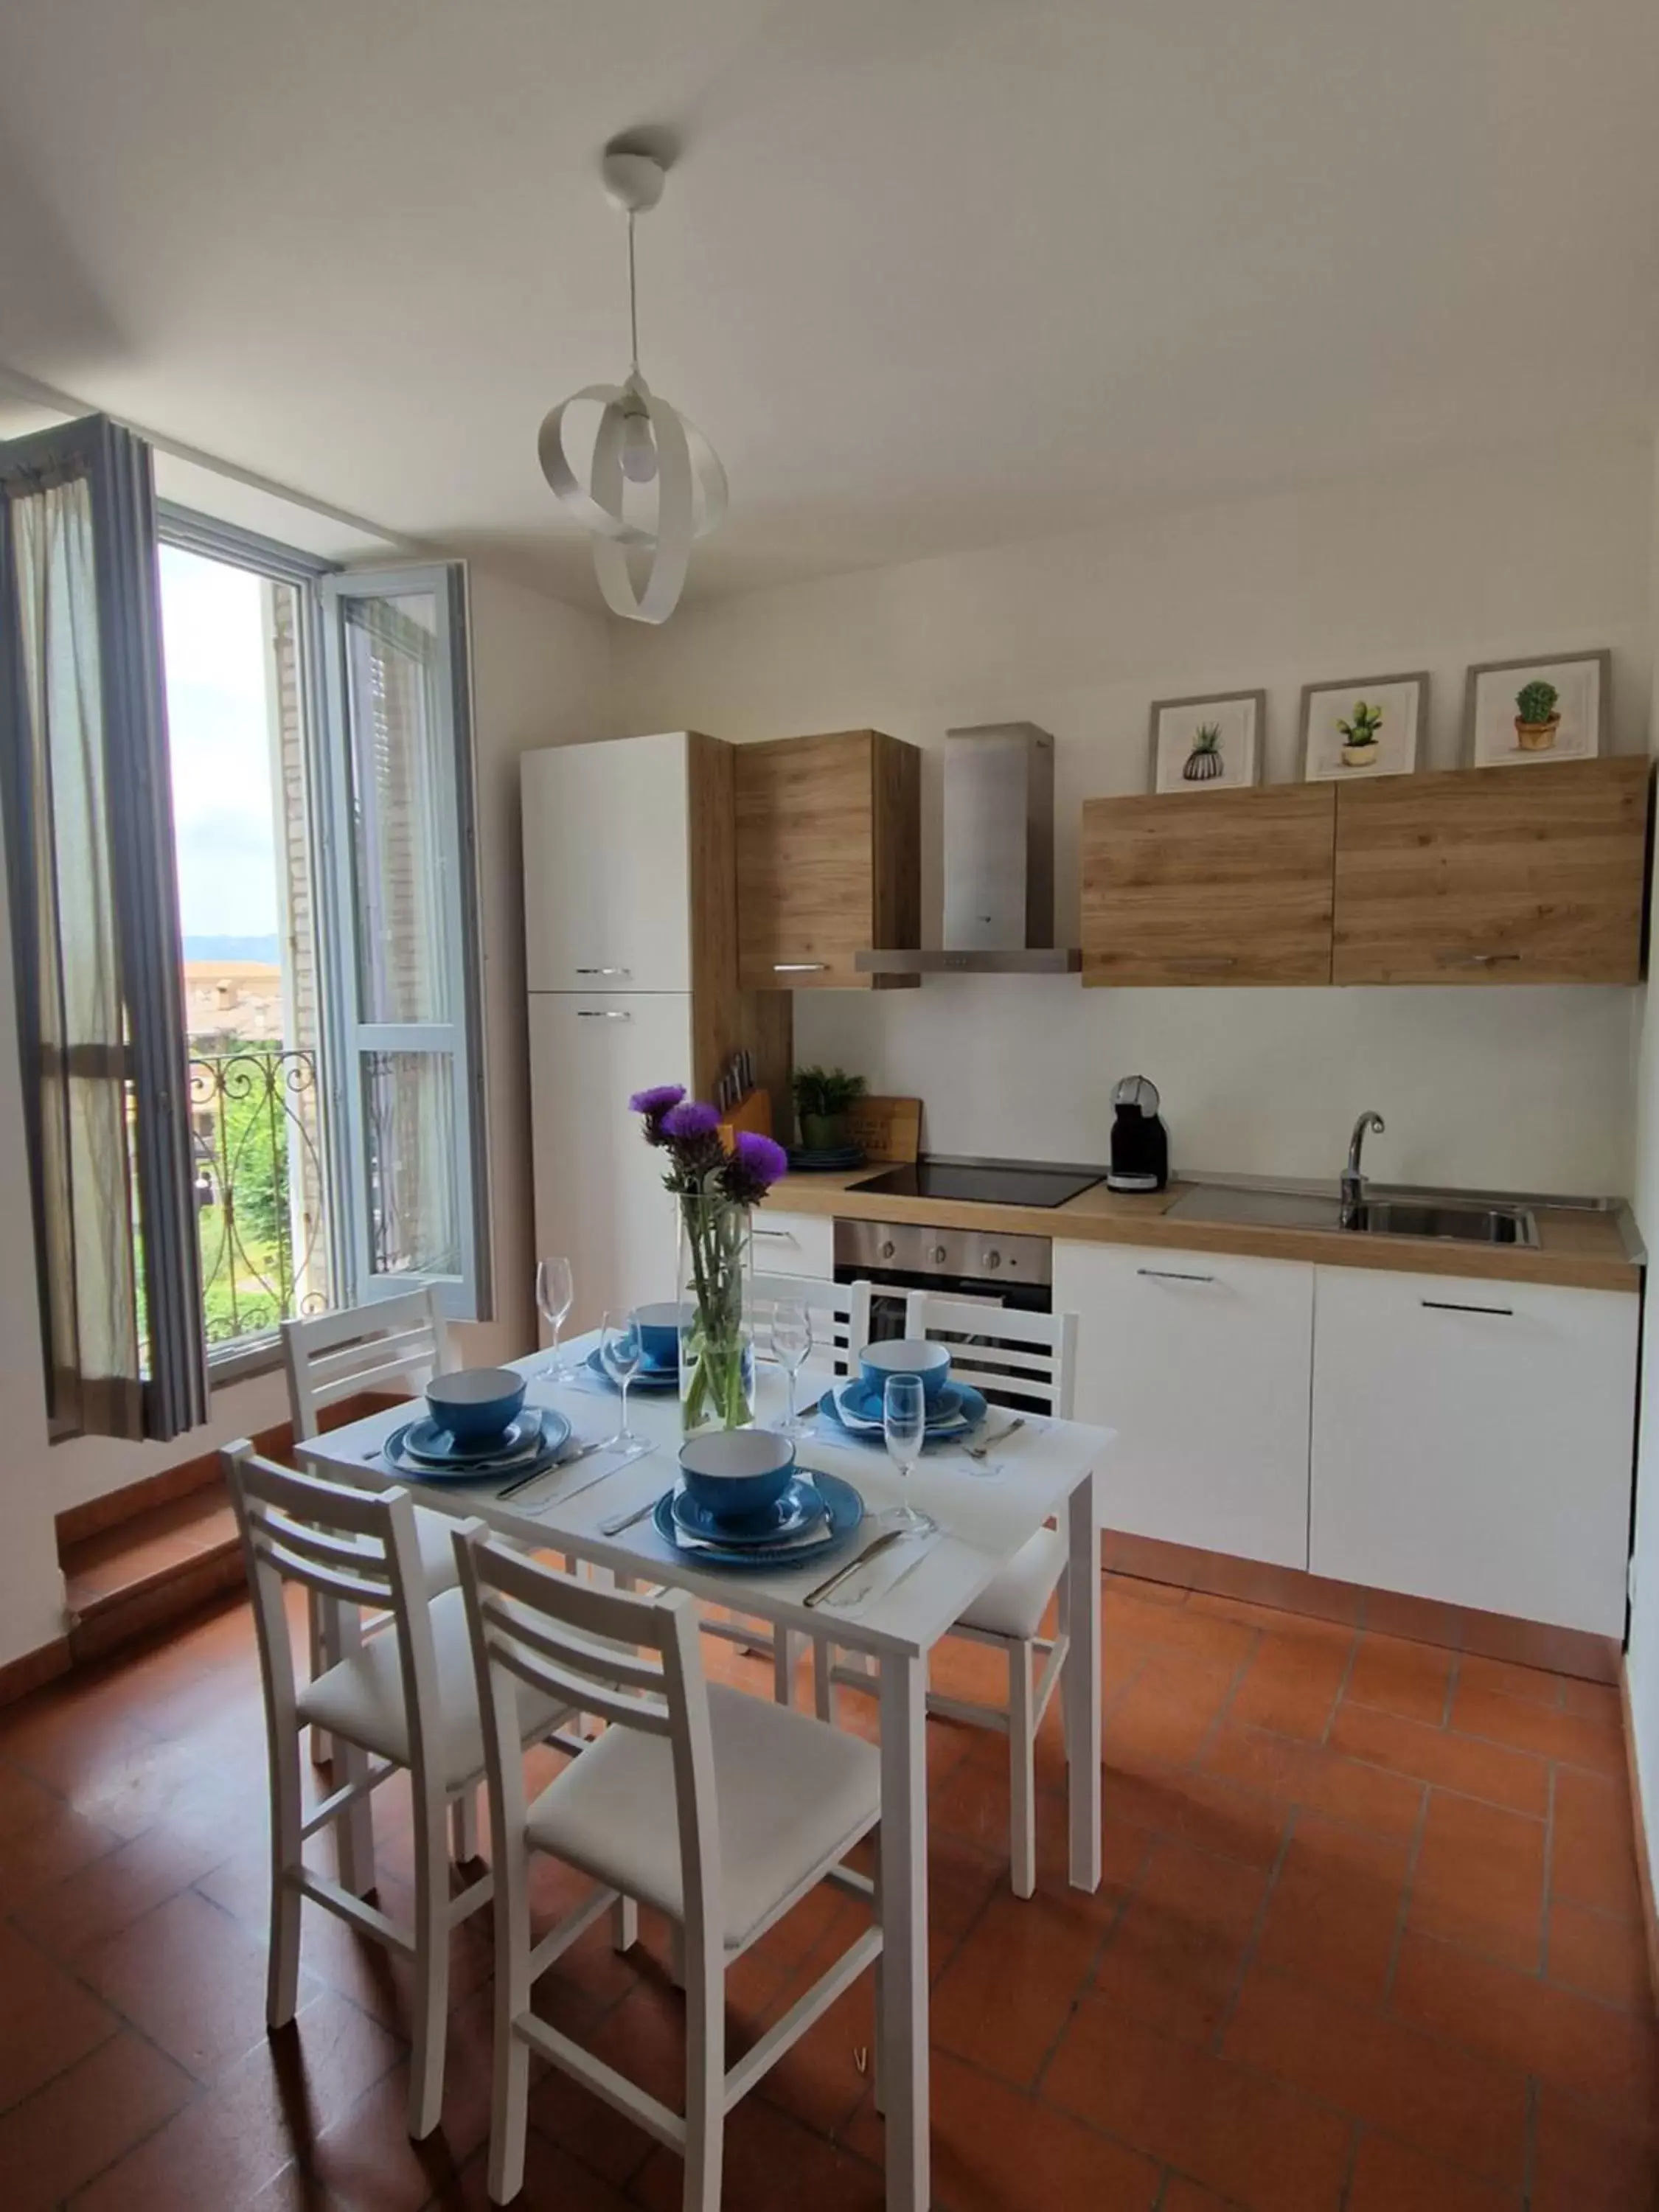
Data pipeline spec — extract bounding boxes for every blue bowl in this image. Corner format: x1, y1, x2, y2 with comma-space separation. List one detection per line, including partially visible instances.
634, 1301, 684, 1374
859, 1338, 952, 1407
678, 1429, 796, 1524
425, 1367, 527, 1447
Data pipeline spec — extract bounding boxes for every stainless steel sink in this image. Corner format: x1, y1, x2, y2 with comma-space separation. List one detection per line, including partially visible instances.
1349, 1197, 1538, 1248
1166, 1183, 1539, 1248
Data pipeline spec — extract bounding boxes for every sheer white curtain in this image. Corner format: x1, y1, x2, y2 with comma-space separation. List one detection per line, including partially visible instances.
1, 419, 206, 1440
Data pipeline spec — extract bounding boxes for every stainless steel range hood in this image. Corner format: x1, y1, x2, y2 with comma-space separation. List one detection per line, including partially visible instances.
856, 723, 1081, 976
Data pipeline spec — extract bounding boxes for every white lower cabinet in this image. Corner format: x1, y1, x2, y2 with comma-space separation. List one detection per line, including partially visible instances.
527, 993, 692, 1334
1310, 1267, 1638, 1636
751, 1208, 835, 1280
1052, 1242, 1315, 1569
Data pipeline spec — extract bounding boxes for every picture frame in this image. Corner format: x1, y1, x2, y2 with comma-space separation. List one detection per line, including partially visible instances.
1300, 671, 1427, 784
1464, 649, 1609, 769
1149, 689, 1265, 793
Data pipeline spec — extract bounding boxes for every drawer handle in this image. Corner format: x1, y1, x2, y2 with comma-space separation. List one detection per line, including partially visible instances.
574, 965, 632, 978
754, 1228, 799, 1242
773, 962, 829, 973
1421, 1298, 1513, 1316
575, 1009, 631, 1020
1137, 1267, 1217, 1283
1168, 956, 1237, 974
1438, 951, 1523, 968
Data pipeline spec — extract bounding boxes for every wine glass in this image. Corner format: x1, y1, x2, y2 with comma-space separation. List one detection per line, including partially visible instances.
771, 1299, 813, 1433
599, 1310, 644, 1449
535, 1256, 574, 1380
883, 1373, 932, 1533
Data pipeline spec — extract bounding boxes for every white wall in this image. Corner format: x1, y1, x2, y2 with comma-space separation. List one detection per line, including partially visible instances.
1622, 434, 1659, 1906
0, 561, 611, 1670
613, 431, 1652, 1192
456, 569, 613, 1367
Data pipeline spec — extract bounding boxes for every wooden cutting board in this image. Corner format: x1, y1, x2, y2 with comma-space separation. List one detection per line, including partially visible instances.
842, 1095, 922, 1164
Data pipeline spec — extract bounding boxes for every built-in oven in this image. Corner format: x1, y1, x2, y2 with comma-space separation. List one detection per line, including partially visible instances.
834, 1217, 1052, 1340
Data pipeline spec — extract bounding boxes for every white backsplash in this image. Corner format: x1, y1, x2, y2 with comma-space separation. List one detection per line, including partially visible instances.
796, 977, 1638, 1197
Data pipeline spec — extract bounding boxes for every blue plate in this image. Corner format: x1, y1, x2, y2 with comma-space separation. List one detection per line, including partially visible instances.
671, 1476, 828, 1548
399, 1409, 543, 1467
653, 1467, 862, 1569
821, 1380, 987, 1440
835, 1377, 974, 1430
585, 1344, 680, 1392
384, 1405, 571, 1481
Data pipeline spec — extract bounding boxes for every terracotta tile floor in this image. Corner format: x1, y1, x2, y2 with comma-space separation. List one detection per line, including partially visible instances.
0, 1571, 1654, 2210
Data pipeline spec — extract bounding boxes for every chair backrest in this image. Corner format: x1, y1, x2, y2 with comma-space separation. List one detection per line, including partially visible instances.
750, 1273, 872, 1378
902, 1291, 1078, 1417
223, 1441, 447, 1788
453, 1527, 722, 1954
281, 1290, 452, 1441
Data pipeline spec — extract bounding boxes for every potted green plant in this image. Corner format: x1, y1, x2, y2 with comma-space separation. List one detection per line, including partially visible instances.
1337, 699, 1384, 768
1514, 678, 1561, 751
792, 1065, 866, 1152
1182, 722, 1224, 782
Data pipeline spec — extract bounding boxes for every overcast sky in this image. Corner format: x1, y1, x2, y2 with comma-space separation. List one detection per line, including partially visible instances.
158, 545, 279, 942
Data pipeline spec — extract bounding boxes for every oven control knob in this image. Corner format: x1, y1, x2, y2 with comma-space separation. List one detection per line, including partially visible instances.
984, 1249, 1002, 1270
931, 1245, 947, 1265
879, 1240, 896, 1261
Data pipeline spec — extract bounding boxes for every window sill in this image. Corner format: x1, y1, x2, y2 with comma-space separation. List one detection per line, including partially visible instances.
207, 1335, 285, 1389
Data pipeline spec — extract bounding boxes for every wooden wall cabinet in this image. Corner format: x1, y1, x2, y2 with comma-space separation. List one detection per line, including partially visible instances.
1332, 754, 1649, 984
734, 729, 921, 989
1081, 756, 1649, 988
1081, 784, 1336, 985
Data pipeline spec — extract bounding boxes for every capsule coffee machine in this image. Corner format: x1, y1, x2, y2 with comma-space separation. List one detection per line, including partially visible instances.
1107, 1074, 1169, 1193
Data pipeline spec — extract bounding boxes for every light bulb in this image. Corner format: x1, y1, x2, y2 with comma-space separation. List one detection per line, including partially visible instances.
619, 403, 658, 484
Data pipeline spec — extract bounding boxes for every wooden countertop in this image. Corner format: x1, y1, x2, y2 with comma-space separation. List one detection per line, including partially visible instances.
764, 1171, 1642, 1294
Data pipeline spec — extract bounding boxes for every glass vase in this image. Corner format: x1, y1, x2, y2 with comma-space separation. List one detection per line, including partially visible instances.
675, 1192, 755, 1436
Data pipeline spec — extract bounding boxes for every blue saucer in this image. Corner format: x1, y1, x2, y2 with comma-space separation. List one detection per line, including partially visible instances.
670, 1476, 828, 1548
585, 1344, 680, 1391
400, 1409, 543, 1466
653, 1467, 863, 1569
822, 1380, 987, 1439
385, 1406, 571, 1481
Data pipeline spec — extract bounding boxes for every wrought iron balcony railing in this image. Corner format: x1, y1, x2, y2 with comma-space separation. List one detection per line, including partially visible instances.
189, 1046, 330, 1349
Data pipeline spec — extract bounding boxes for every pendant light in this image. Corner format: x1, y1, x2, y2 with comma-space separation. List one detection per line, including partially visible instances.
538, 145, 726, 623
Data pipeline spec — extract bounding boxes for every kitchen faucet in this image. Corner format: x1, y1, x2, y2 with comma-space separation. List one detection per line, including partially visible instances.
1340, 1110, 1385, 1227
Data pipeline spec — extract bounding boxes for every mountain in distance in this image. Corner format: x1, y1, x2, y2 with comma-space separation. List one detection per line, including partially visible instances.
182, 933, 281, 964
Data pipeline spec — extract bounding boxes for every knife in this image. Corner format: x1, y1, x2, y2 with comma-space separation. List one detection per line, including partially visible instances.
802, 1526, 911, 1608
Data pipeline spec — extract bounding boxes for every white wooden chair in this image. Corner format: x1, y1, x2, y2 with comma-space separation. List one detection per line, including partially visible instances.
226, 1444, 579, 2139
817, 1294, 1081, 1898
712, 1275, 874, 1705
453, 1524, 884, 2210
282, 1293, 470, 1786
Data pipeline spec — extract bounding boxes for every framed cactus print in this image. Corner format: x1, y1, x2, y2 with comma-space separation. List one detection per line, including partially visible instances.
1301, 671, 1427, 783
1465, 650, 1608, 768
1150, 689, 1265, 793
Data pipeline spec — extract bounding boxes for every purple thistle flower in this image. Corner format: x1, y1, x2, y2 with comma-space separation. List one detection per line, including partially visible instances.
629, 1082, 686, 1147
661, 1099, 723, 1144
722, 1130, 790, 1205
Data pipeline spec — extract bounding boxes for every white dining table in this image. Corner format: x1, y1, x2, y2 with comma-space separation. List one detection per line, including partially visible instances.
295, 1337, 1113, 2212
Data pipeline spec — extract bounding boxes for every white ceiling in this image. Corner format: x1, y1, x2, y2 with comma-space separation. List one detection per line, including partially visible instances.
3, 0, 1658, 612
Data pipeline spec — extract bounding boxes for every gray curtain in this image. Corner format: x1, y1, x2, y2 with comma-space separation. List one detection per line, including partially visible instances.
0, 417, 208, 1441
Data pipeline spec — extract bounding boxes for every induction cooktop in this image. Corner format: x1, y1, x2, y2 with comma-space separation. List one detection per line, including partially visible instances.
852, 1159, 1103, 1208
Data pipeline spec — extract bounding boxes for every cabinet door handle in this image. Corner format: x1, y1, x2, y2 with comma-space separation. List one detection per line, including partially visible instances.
1167, 956, 1237, 975
1438, 951, 1523, 968
754, 1228, 799, 1242
574, 965, 632, 978
575, 1009, 632, 1020
1137, 1267, 1217, 1283
1421, 1298, 1513, 1316
773, 962, 829, 974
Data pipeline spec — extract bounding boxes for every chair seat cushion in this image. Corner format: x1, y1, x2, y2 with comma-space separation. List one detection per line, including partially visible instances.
525, 1684, 880, 1950
956, 1526, 1067, 1641
299, 1586, 566, 1792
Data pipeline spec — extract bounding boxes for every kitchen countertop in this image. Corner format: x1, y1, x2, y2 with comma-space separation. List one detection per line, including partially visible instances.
763, 1169, 1643, 1294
